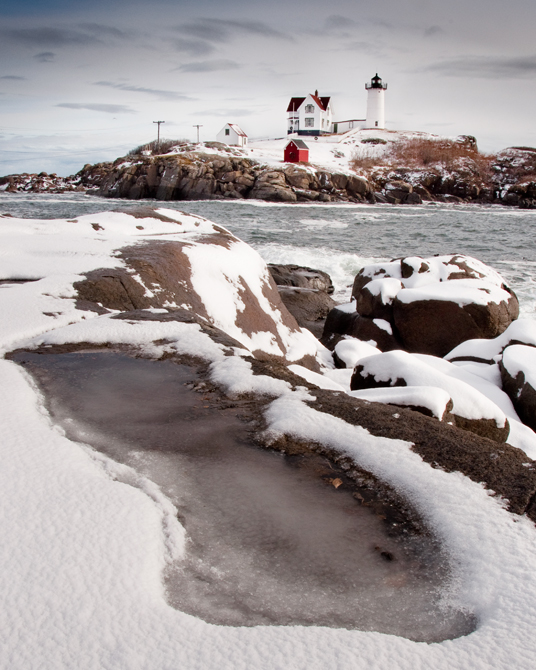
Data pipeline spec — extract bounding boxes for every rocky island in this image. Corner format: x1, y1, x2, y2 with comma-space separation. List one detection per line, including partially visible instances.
3, 130, 536, 208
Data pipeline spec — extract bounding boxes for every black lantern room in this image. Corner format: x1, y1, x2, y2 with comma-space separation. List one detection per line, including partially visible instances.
365, 73, 388, 90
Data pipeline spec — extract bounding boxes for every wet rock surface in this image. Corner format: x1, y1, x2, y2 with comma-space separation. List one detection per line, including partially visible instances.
275, 288, 336, 339
12, 348, 475, 642
268, 264, 336, 338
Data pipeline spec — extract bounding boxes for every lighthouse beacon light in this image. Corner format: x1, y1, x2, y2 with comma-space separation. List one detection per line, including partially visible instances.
365, 73, 387, 129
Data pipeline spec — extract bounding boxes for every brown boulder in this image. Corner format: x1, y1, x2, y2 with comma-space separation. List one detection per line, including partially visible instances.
268, 264, 334, 294
393, 291, 519, 357
277, 288, 336, 338
346, 175, 369, 196
74, 212, 316, 364
321, 307, 399, 352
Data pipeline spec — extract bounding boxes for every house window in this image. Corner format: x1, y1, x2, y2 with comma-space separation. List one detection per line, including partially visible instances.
225, 128, 230, 135
375, 121, 378, 127
305, 118, 314, 127
305, 104, 314, 113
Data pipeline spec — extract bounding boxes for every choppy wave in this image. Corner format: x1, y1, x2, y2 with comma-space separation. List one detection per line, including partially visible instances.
2, 193, 536, 317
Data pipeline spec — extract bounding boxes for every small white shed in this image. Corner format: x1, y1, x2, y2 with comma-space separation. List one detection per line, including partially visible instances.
216, 123, 248, 147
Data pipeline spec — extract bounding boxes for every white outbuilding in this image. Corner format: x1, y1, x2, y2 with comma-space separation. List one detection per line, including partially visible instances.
216, 123, 248, 147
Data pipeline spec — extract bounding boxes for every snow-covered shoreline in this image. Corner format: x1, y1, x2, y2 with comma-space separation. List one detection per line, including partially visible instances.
3, 208, 536, 669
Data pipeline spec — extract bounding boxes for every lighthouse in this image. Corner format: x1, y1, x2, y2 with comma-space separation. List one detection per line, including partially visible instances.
365, 73, 387, 129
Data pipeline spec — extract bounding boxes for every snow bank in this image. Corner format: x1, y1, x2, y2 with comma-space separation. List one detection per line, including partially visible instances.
348, 386, 452, 420
396, 278, 512, 308
446, 319, 536, 362
334, 338, 380, 368
353, 350, 507, 427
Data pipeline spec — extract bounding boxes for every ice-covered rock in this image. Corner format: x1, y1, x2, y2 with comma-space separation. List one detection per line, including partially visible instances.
267, 264, 334, 294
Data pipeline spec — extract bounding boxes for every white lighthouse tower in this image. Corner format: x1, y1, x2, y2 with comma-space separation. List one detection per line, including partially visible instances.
365, 73, 387, 129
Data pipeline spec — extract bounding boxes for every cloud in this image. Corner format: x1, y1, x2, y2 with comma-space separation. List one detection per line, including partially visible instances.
34, 52, 56, 62
424, 25, 443, 37
77, 23, 129, 39
324, 15, 357, 31
194, 108, 254, 117
0, 75, 26, 80
171, 38, 215, 57
178, 59, 240, 73
426, 55, 536, 78
56, 103, 136, 114
3, 27, 100, 47
94, 81, 192, 100
344, 40, 379, 52
174, 18, 288, 44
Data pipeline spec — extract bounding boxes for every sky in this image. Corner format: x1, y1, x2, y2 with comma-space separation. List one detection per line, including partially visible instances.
1, 0, 536, 176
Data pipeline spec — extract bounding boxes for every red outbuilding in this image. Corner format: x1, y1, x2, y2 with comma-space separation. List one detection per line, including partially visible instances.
284, 139, 309, 163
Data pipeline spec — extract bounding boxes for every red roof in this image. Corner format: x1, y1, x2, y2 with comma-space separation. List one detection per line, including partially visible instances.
286, 95, 331, 112
287, 97, 305, 112
311, 95, 331, 111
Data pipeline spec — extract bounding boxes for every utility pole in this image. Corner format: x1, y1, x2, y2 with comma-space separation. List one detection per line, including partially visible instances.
193, 124, 203, 144
153, 120, 165, 152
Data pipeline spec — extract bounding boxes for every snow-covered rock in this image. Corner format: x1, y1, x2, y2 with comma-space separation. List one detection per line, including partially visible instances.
350, 350, 510, 442
446, 319, 536, 363
0, 208, 318, 365
348, 386, 453, 420
500, 345, 536, 432
349, 254, 519, 357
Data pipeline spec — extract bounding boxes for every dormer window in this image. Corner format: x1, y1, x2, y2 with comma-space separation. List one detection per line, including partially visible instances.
305, 104, 314, 113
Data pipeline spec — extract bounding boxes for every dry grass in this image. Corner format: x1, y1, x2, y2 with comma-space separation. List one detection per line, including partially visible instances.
127, 139, 188, 156
350, 137, 495, 174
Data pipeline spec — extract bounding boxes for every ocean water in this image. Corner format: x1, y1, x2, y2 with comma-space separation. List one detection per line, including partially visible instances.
2, 193, 535, 314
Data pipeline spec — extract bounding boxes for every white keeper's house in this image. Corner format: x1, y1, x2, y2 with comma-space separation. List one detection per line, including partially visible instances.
286, 91, 333, 136
216, 123, 248, 147
287, 75, 387, 135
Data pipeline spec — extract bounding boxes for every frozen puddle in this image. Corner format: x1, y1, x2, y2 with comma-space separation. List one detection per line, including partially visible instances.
15, 351, 475, 642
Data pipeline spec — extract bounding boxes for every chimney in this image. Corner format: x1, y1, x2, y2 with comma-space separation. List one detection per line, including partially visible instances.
315, 89, 318, 97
